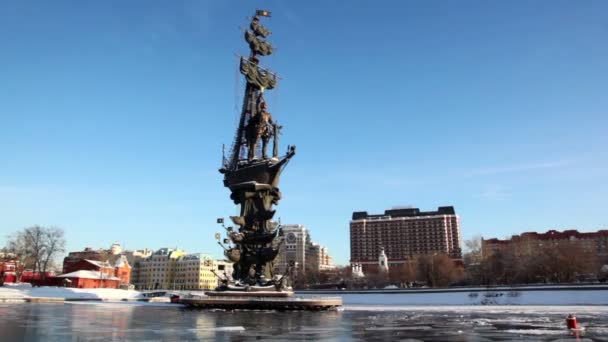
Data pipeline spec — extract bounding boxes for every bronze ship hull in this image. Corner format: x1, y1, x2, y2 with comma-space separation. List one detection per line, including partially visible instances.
222, 154, 292, 190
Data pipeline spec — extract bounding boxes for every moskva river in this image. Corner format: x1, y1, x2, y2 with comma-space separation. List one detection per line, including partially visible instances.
1, 303, 607, 341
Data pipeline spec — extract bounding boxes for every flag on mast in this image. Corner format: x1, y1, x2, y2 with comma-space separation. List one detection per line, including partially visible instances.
256, 9, 271, 17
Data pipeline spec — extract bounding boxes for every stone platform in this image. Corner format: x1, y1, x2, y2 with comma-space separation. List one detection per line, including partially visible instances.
205, 290, 293, 297
179, 294, 342, 311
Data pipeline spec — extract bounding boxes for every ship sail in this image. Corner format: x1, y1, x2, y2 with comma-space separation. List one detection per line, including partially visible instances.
250, 21, 271, 38
245, 31, 273, 56
239, 57, 277, 90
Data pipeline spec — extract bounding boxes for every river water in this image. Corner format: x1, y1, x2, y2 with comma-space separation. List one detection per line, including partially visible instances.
1, 303, 607, 341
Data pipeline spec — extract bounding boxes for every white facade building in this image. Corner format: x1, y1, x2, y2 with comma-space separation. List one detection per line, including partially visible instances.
274, 224, 336, 276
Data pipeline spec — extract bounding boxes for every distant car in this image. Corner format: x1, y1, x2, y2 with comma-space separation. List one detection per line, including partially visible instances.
384, 285, 398, 289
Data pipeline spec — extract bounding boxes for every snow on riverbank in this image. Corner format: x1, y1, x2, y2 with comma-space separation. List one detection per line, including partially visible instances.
334, 289, 608, 306
2, 283, 608, 306
345, 305, 608, 314
0, 283, 143, 300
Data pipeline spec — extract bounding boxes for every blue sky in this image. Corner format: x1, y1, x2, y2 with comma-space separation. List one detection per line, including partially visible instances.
1, 1, 607, 265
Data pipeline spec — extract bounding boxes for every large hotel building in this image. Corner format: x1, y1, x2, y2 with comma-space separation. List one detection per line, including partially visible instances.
350, 206, 462, 273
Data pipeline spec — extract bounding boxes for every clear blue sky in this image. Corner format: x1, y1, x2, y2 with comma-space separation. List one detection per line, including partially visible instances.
1, 1, 607, 265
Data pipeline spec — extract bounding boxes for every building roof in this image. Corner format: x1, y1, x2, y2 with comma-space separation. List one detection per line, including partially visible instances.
352, 206, 456, 220
485, 229, 608, 242
56, 270, 120, 281
84, 259, 112, 268
112, 255, 130, 268
179, 253, 213, 261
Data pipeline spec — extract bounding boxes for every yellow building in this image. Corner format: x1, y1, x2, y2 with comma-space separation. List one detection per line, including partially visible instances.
175, 254, 218, 290
135, 248, 185, 290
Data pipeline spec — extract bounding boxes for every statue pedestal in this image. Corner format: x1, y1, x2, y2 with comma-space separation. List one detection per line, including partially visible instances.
179, 294, 342, 311
205, 290, 293, 297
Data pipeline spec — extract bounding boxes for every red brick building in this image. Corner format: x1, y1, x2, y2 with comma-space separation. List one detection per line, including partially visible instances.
483, 229, 608, 263
56, 270, 120, 289
350, 206, 462, 273
59, 258, 131, 288
62, 244, 137, 287
0, 257, 19, 283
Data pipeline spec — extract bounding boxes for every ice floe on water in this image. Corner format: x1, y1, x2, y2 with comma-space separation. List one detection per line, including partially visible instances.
365, 326, 433, 331
188, 326, 245, 332
503, 329, 567, 335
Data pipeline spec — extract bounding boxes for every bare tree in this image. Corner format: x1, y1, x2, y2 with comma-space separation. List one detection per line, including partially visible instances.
5, 226, 66, 277
417, 253, 463, 287
41, 228, 65, 275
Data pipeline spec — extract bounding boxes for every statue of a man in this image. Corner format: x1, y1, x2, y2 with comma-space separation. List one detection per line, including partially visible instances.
246, 99, 274, 161
258, 101, 274, 159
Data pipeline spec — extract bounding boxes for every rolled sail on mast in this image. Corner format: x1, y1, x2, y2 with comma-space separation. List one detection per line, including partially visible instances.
245, 31, 273, 56
251, 21, 271, 38
239, 58, 277, 90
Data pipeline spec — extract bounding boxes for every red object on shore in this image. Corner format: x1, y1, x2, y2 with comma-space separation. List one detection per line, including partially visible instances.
566, 314, 578, 329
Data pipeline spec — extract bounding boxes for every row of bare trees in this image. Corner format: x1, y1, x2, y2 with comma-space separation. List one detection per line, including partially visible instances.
295, 236, 604, 289
361, 254, 465, 289
464, 236, 603, 285
2, 226, 66, 280
293, 253, 465, 290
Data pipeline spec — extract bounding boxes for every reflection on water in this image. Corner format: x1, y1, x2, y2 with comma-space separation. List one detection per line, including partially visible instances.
1, 303, 607, 341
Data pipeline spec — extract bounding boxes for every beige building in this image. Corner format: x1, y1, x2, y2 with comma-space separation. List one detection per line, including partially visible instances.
307, 242, 336, 272
274, 224, 336, 276
275, 224, 309, 275
174, 254, 217, 290
134, 248, 185, 290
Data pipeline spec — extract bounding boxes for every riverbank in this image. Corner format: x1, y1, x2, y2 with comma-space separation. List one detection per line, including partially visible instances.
3, 283, 608, 305
298, 285, 608, 305
0, 283, 170, 303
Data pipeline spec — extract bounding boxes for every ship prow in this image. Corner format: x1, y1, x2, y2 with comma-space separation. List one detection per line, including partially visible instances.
221, 146, 295, 190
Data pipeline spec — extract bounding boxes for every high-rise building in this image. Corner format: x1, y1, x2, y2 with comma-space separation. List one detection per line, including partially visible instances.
274, 224, 336, 276
307, 243, 336, 272
274, 224, 308, 275
350, 206, 462, 273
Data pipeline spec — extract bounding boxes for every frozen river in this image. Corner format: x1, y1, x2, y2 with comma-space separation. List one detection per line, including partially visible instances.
1, 303, 607, 341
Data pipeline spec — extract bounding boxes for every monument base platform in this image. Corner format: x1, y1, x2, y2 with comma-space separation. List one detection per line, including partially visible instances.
205, 290, 293, 297
179, 295, 342, 311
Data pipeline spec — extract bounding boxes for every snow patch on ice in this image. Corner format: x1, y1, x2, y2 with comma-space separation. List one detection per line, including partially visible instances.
189, 326, 245, 332
344, 305, 608, 314
502, 329, 564, 335
365, 326, 432, 331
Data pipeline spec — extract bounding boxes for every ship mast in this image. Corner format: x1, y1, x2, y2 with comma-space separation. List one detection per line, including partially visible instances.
225, 10, 278, 172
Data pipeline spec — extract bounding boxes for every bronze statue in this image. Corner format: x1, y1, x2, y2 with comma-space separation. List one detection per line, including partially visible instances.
245, 99, 275, 161
217, 11, 295, 291
179, 9, 341, 310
